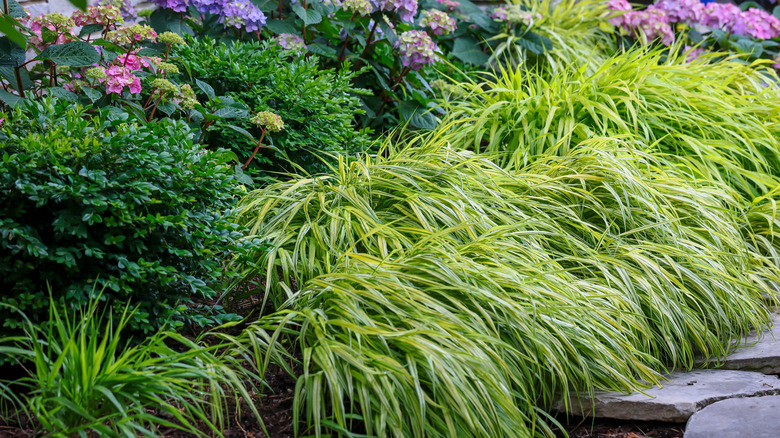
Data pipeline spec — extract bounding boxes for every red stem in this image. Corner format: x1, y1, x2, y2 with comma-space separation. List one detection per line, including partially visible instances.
242, 129, 268, 170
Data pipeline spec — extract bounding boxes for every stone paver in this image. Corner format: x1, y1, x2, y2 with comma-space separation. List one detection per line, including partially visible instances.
685, 395, 780, 438
552, 369, 780, 422
714, 313, 780, 374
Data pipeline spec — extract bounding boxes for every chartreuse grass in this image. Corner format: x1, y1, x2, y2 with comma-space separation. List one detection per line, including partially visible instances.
442, 46, 780, 201
489, 0, 616, 75
0, 296, 264, 437
231, 138, 776, 437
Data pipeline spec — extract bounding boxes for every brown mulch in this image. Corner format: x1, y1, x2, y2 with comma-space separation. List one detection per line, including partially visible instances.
553, 417, 685, 438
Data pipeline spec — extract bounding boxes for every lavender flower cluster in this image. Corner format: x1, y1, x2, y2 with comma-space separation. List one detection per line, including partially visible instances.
395, 30, 440, 70
152, 0, 267, 32
607, 0, 780, 45
491, 5, 543, 27
420, 9, 456, 35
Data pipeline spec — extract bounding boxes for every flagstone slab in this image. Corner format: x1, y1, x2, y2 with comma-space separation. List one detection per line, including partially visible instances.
714, 313, 780, 375
685, 395, 780, 438
552, 369, 780, 422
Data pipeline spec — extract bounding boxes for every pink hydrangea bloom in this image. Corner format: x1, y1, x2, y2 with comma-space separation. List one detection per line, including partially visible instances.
623, 6, 675, 45
683, 45, 705, 62
741, 8, 780, 40
72, 5, 123, 27
653, 0, 704, 24
99, 65, 142, 94
114, 50, 154, 70
700, 3, 746, 35
24, 13, 75, 51
605, 0, 632, 27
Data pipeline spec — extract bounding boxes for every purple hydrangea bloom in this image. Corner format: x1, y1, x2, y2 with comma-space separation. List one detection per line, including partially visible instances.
376, 0, 418, 22
653, 0, 704, 25
420, 9, 456, 35
276, 33, 306, 51
152, 0, 189, 12
191, 0, 228, 14
700, 3, 746, 35
219, 0, 267, 31
395, 30, 440, 70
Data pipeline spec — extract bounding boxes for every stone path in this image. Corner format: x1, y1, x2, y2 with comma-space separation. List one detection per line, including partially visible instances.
554, 313, 780, 437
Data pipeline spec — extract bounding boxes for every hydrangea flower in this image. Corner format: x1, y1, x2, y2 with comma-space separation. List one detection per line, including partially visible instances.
683, 45, 705, 62
275, 33, 306, 52
150, 78, 178, 99
420, 9, 456, 35
623, 6, 675, 45
85, 67, 107, 79
106, 24, 157, 45
436, 0, 460, 11
653, 0, 704, 25
491, 6, 542, 26
115, 50, 154, 70
192, 0, 226, 14
700, 3, 746, 35
156, 62, 180, 74
176, 84, 199, 110
741, 8, 780, 40
251, 111, 285, 132
25, 13, 75, 51
72, 5, 124, 27
99, 65, 142, 94
98, 0, 136, 20
377, 0, 418, 22
219, 0, 267, 32
158, 31, 186, 45
605, 0, 632, 27
344, 0, 373, 16
151, 0, 189, 13
396, 30, 440, 70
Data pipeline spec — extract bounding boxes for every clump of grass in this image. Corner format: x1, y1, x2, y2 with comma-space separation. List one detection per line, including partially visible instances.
0, 296, 264, 437
233, 138, 776, 437
443, 46, 780, 201
489, 0, 617, 76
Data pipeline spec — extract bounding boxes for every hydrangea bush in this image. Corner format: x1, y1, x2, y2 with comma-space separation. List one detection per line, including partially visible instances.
145, 0, 501, 130
606, 0, 780, 65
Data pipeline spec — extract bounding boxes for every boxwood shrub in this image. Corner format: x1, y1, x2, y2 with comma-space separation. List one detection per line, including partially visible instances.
0, 98, 254, 335
172, 39, 372, 178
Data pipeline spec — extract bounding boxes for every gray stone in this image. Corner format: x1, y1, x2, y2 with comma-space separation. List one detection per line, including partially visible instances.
685, 395, 780, 438
714, 313, 780, 375
552, 370, 780, 422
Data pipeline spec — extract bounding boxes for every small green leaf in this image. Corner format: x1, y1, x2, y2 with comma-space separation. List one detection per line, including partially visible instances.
79, 24, 105, 37
195, 79, 215, 99
309, 43, 337, 58
47, 87, 79, 102
292, 5, 322, 25
398, 99, 437, 130
36, 42, 100, 67
452, 37, 489, 66
0, 88, 23, 107
0, 15, 25, 48
82, 87, 102, 102
68, 0, 88, 11
265, 19, 298, 35
516, 31, 554, 55
224, 124, 256, 143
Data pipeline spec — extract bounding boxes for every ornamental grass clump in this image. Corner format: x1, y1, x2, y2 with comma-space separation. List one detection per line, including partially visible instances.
231, 138, 777, 437
441, 45, 780, 201
0, 294, 263, 437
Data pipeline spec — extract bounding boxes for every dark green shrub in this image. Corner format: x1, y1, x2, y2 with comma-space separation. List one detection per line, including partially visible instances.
172, 38, 372, 178
0, 98, 255, 335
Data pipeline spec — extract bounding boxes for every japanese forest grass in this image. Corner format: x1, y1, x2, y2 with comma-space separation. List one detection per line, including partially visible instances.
441, 46, 780, 202
230, 138, 779, 437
